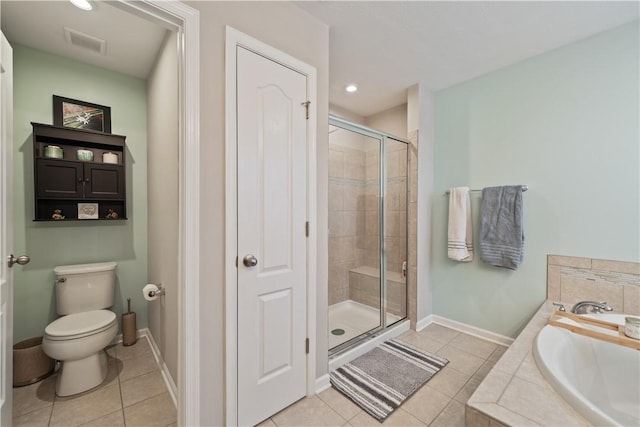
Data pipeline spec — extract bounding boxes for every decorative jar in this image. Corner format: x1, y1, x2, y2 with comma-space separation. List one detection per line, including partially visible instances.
44, 145, 63, 159
102, 152, 118, 164
624, 316, 640, 340
76, 149, 94, 161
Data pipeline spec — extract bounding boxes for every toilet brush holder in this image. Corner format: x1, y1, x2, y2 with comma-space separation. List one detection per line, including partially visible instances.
122, 298, 137, 346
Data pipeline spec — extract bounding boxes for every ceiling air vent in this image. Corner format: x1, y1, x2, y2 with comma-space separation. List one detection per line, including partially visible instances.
64, 27, 106, 55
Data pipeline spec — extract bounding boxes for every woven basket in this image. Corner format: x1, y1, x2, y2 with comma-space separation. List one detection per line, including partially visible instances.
13, 337, 55, 387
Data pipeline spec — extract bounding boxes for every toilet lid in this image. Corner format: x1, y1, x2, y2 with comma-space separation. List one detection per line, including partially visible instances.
45, 310, 116, 338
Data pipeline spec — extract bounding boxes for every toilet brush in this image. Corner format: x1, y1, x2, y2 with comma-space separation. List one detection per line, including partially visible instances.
122, 298, 137, 346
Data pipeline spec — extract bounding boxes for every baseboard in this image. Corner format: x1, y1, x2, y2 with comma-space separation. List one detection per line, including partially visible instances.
315, 374, 331, 394
144, 328, 179, 408
416, 315, 514, 347
109, 328, 178, 407
415, 314, 434, 332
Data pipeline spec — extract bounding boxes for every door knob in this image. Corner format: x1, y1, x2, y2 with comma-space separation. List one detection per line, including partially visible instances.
243, 254, 258, 268
8, 254, 30, 267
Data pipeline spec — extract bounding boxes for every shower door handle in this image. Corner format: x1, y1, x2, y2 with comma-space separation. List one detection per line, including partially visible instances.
243, 254, 258, 268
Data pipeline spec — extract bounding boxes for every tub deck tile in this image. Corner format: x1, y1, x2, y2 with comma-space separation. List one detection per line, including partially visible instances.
466, 300, 592, 426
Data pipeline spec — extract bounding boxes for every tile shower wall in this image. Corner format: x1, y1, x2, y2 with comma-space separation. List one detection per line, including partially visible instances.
362, 146, 380, 270
328, 139, 367, 305
349, 267, 406, 316
328, 128, 407, 311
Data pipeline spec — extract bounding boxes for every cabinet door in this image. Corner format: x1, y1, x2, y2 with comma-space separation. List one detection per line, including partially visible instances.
84, 163, 124, 199
36, 159, 83, 199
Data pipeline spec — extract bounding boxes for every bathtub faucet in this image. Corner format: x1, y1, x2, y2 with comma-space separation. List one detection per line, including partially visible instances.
570, 301, 613, 314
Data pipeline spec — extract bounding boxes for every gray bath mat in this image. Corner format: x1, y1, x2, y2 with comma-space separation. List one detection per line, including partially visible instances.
330, 339, 448, 421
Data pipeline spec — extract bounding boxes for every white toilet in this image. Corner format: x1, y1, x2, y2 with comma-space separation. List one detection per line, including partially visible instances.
42, 262, 118, 396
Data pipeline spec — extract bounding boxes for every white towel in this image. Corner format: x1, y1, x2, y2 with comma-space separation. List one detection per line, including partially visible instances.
448, 187, 473, 262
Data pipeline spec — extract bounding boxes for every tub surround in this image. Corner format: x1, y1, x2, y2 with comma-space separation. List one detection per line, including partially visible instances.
466, 300, 589, 426
547, 255, 640, 313
467, 255, 640, 426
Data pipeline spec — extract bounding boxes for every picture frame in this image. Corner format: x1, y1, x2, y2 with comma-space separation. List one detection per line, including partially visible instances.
53, 95, 111, 133
78, 203, 99, 220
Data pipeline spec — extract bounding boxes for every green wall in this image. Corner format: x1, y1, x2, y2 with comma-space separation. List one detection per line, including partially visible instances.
12, 45, 148, 343
432, 22, 640, 337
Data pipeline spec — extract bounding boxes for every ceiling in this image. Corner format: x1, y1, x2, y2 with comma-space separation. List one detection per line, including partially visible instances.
1, 1, 167, 80
296, 1, 639, 116
1, 1, 638, 117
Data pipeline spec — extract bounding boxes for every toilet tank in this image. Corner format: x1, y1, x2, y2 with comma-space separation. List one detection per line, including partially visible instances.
54, 262, 117, 315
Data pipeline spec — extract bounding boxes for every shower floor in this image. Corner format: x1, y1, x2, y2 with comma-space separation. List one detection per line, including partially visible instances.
328, 299, 401, 349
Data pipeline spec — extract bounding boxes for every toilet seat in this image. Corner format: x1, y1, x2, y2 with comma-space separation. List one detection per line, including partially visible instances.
45, 310, 116, 341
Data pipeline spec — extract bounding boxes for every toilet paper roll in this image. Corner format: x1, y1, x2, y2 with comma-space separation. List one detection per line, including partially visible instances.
143, 284, 160, 301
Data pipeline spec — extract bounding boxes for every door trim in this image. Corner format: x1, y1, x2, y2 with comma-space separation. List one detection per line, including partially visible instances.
116, 2, 200, 425
0, 30, 14, 425
224, 26, 317, 426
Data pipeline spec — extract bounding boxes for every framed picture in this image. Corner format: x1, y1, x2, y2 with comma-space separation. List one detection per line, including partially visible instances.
53, 95, 111, 133
78, 203, 99, 220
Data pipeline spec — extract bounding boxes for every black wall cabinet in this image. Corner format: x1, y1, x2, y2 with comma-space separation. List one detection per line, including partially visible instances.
32, 122, 127, 221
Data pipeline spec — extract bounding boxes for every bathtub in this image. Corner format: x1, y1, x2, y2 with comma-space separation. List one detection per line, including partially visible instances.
534, 313, 639, 427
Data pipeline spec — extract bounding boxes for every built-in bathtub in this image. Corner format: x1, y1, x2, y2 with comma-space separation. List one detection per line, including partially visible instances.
534, 313, 639, 427
467, 256, 639, 426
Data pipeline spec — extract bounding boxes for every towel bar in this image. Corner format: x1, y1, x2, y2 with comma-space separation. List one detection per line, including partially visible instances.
444, 185, 528, 195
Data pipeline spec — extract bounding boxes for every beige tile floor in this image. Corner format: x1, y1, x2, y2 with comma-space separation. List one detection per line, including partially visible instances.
260, 324, 507, 427
12, 337, 176, 427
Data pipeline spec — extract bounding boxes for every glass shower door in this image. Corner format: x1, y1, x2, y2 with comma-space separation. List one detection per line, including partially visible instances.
383, 137, 408, 325
327, 115, 410, 355
328, 120, 383, 351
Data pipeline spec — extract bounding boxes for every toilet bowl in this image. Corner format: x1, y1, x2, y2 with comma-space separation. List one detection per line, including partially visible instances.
43, 310, 117, 396
42, 261, 118, 396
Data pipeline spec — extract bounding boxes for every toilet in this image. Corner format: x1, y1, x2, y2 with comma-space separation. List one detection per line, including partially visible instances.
42, 262, 118, 396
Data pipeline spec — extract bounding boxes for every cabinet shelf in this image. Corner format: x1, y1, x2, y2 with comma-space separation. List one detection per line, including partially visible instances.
36, 197, 127, 202
33, 218, 128, 222
32, 123, 127, 221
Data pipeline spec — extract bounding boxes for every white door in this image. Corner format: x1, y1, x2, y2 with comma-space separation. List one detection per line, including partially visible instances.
0, 32, 14, 425
236, 46, 308, 427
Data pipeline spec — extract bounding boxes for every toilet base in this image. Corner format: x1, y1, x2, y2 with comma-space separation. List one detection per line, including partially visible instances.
56, 349, 108, 396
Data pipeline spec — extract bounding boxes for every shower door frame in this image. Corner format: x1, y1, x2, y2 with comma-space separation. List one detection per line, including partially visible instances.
328, 115, 410, 356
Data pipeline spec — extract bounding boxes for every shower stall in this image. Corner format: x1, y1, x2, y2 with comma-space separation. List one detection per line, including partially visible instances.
328, 115, 409, 355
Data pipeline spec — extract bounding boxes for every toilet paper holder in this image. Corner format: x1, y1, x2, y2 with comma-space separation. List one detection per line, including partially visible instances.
147, 284, 165, 298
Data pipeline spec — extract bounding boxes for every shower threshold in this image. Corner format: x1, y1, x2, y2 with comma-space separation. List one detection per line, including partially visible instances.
328, 316, 410, 372
328, 299, 402, 350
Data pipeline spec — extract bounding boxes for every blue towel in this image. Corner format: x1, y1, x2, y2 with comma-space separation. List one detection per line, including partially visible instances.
479, 186, 524, 270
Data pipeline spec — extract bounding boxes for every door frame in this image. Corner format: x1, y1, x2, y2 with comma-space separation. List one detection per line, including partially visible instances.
115, 1, 200, 425
224, 27, 317, 426
0, 30, 14, 426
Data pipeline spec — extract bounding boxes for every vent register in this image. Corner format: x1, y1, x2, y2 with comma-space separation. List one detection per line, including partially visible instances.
64, 27, 106, 55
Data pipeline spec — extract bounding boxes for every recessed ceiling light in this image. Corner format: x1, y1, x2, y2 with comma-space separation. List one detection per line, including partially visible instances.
345, 84, 358, 93
69, 0, 93, 11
